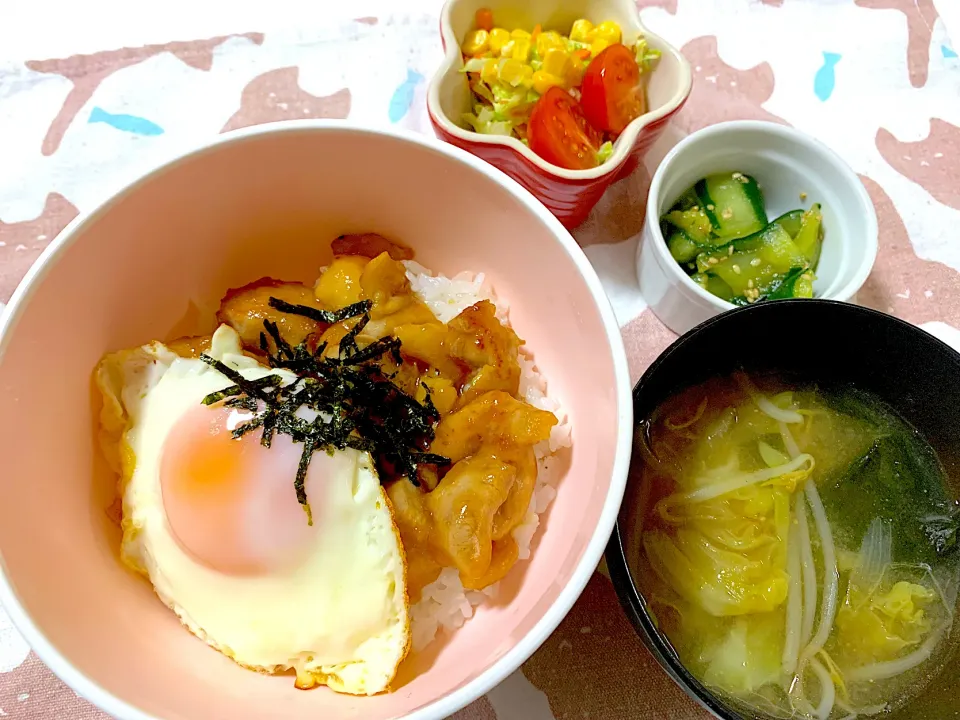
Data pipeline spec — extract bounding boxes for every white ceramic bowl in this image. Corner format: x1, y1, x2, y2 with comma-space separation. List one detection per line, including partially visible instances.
637, 120, 878, 335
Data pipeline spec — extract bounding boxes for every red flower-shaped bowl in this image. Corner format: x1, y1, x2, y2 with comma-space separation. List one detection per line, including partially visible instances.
427, 0, 692, 229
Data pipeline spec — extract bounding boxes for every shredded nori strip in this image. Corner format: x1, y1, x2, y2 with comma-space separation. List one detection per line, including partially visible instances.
199, 297, 449, 524
267, 297, 372, 325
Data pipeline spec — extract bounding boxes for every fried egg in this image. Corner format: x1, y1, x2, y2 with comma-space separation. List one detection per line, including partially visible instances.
95, 325, 410, 695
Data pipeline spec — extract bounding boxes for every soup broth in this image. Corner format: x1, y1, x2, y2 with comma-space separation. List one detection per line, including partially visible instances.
636, 374, 960, 719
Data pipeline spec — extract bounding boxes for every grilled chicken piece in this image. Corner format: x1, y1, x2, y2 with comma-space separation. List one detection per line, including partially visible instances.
430, 390, 557, 463
331, 233, 415, 261
217, 278, 329, 354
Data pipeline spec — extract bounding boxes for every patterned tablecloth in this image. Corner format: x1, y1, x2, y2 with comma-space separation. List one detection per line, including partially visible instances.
0, 0, 958, 717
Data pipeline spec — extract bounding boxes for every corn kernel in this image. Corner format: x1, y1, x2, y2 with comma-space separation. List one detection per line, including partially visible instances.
590, 37, 611, 56
593, 20, 621, 44
488, 27, 510, 53
510, 28, 531, 40
519, 64, 535, 88
480, 58, 499, 84
500, 39, 515, 57
570, 19, 594, 43
462, 29, 490, 56
542, 47, 570, 77
536, 30, 564, 56
512, 36, 532, 62
564, 62, 584, 87
498, 58, 525, 85
532, 71, 563, 94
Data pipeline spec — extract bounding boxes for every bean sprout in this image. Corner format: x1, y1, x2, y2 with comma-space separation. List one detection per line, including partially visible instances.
783, 504, 803, 675
800, 479, 839, 664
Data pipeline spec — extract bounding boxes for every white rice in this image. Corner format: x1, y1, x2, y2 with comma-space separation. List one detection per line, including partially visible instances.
403, 262, 572, 652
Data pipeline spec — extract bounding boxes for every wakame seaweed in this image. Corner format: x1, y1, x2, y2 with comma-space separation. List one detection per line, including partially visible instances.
817, 388, 958, 566
199, 298, 450, 524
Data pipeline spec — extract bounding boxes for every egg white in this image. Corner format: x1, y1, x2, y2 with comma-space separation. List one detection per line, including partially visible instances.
95, 325, 410, 695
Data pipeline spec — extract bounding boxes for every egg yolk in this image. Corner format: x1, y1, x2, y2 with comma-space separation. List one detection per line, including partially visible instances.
160, 402, 322, 575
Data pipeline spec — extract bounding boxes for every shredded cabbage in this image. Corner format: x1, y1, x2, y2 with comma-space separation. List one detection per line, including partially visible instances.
701, 613, 785, 695
834, 518, 941, 669
596, 141, 614, 164
837, 580, 935, 664
646, 483, 792, 616
634, 36, 662, 72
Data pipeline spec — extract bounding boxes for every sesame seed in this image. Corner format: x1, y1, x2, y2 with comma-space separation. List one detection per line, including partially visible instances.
747, 279, 754, 289
708, 257, 719, 266
733, 264, 741, 274
800, 192, 808, 201
721, 207, 734, 219
728, 245, 734, 256
750, 258, 761, 267
706, 203, 715, 211
731, 171, 743, 179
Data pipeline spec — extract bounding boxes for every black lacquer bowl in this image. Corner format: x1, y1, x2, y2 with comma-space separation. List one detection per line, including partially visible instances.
606, 299, 960, 720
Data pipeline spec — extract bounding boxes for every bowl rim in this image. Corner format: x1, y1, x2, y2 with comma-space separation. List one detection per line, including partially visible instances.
426, 0, 693, 181
604, 298, 960, 720
0, 119, 634, 720
643, 120, 879, 311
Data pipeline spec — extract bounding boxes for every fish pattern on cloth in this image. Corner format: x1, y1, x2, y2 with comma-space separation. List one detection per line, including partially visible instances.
0, 0, 958, 717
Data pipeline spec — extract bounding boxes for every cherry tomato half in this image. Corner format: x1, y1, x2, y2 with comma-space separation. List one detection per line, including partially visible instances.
580, 43, 646, 135
528, 86, 602, 170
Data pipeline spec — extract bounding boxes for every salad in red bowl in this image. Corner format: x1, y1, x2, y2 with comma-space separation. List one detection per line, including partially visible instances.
460, 9, 661, 170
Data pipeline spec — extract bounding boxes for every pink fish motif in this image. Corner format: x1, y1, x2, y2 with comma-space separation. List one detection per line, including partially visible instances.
221, 67, 351, 132
855, 0, 939, 88
876, 119, 960, 211
26, 33, 264, 156
0, 193, 79, 302
675, 36, 785, 133
857, 175, 960, 325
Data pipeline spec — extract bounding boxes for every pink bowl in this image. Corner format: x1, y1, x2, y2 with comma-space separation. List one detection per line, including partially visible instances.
0, 122, 632, 720
427, 0, 692, 229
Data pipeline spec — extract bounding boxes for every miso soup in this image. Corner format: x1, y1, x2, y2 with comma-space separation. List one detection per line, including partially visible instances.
636, 374, 960, 719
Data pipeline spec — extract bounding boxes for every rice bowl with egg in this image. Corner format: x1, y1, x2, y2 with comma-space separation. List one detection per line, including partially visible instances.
0, 121, 631, 720
95, 235, 572, 693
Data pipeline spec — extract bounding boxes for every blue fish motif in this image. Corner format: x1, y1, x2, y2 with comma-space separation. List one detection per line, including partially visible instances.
89, 106, 164, 136
943, 45, 958, 59
388, 69, 425, 123
814, 52, 841, 102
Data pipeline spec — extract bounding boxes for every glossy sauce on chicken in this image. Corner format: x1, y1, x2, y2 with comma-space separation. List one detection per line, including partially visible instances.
179, 234, 556, 598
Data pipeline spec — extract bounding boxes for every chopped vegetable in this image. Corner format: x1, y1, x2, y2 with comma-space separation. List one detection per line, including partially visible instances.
458, 9, 661, 169
663, 206, 713, 245
793, 203, 824, 267
694, 172, 767, 240
667, 230, 701, 264
528, 87, 601, 170
580, 43, 644, 134
475, 7, 493, 32
661, 172, 826, 304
